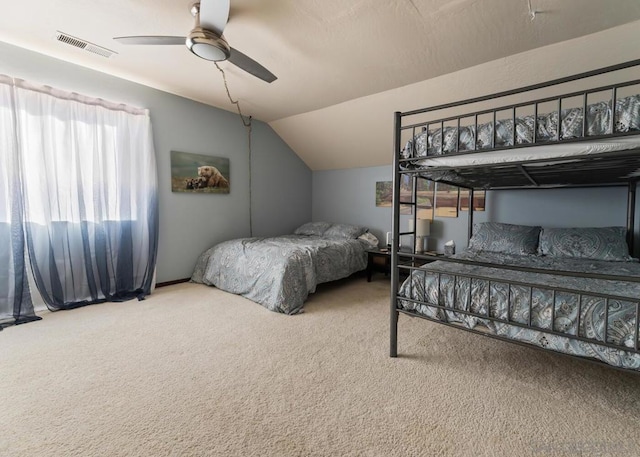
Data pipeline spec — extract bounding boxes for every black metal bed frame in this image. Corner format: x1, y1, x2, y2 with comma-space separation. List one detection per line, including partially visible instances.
390, 59, 640, 374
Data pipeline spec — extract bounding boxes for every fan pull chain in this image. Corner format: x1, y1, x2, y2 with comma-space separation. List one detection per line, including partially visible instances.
215, 62, 253, 237
214, 62, 251, 127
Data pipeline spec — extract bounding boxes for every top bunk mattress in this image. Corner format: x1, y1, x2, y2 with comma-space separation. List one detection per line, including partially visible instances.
408, 136, 640, 170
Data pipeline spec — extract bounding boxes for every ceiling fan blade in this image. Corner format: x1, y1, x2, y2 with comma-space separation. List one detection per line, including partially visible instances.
199, 0, 230, 36
228, 48, 277, 83
114, 36, 186, 46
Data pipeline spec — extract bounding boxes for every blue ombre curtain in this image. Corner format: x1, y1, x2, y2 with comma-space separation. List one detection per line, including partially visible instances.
0, 75, 158, 319
0, 79, 39, 327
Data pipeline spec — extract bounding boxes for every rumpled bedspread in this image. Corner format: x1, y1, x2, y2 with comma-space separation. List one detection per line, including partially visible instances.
192, 235, 368, 314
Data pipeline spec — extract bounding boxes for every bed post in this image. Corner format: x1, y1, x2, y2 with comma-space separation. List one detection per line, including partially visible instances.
628, 181, 637, 256
468, 188, 475, 242
390, 111, 402, 357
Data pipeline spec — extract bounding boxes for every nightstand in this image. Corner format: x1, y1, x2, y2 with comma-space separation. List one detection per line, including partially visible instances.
365, 249, 444, 281
366, 248, 392, 282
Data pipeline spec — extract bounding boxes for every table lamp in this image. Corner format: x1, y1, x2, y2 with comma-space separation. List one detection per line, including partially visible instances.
408, 219, 430, 254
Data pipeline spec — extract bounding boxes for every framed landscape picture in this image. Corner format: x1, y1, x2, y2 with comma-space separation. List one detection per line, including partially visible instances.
376, 177, 435, 218
376, 181, 411, 214
459, 189, 486, 211
416, 178, 434, 220
171, 151, 230, 194
434, 183, 459, 218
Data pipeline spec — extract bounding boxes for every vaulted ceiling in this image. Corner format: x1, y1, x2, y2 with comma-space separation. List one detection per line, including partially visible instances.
1, 0, 640, 170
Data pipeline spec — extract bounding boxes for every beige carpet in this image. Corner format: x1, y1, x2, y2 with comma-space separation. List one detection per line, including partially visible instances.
1, 276, 640, 457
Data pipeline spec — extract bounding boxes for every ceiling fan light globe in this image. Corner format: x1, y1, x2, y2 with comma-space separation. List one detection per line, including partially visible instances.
190, 42, 227, 61
186, 27, 230, 61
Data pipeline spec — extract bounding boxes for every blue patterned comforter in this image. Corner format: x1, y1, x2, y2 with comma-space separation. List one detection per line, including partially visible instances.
191, 235, 368, 314
398, 251, 640, 370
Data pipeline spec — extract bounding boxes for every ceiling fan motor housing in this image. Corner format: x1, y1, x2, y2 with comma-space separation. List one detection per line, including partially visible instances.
186, 26, 230, 61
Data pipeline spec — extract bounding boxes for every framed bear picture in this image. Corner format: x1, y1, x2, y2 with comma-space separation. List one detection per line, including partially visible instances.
170, 151, 230, 194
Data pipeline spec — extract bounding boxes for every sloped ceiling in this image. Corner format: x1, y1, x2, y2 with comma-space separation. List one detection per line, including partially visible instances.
1, 0, 640, 170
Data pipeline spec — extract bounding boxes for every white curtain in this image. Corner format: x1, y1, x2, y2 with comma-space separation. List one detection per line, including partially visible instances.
0, 78, 37, 326
0, 75, 158, 322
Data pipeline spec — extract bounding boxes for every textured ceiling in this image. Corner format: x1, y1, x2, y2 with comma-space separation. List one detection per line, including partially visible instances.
1, 0, 640, 169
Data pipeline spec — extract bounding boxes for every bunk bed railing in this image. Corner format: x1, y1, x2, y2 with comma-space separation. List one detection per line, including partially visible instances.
399, 60, 640, 159
396, 262, 640, 355
395, 308, 640, 375
402, 78, 640, 129
401, 82, 640, 158
401, 58, 640, 118
397, 252, 640, 283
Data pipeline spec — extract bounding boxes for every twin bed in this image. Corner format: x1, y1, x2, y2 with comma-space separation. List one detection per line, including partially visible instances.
191, 222, 373, 314
391, 59, 640, 374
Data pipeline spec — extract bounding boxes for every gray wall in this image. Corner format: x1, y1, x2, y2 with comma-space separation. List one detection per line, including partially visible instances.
312, 166, 400, 243
313, 166, 638, 253
0, 41, 312, 282
251, 121, 312, 237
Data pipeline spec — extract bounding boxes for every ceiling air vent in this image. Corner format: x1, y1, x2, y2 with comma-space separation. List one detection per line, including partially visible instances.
55, 31, 116, 58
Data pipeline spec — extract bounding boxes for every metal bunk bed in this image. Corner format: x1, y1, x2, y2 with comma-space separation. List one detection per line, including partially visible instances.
390, 59, 640, 373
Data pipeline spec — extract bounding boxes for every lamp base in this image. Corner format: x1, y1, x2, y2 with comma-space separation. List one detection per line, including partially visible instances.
415, 236, 425, 254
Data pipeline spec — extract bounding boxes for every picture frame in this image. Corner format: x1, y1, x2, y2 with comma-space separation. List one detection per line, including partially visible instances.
416, 178, 434, 220
171, 150, 230, 194
376, 177, 435, 218
459, 189, 486, 211
376, 181, 411, 214
434, 183, 459, 218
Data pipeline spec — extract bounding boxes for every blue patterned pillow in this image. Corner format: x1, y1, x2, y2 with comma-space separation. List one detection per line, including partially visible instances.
468, 222, 541, 255
538, 226, 633, 261
324, 223, 367, 239
293, 221, 332, 237
615, 95, 640, 133
586, 101, 612, 136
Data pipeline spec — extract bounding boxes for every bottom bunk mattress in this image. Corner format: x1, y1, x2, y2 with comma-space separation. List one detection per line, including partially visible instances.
397, 251, 640, 371
191, 235, 368, 314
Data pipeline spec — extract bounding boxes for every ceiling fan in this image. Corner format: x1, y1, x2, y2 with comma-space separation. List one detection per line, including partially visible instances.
114, 0, 277, 83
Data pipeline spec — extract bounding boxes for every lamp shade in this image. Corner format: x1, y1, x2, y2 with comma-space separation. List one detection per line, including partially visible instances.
416, 219, 431, 237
